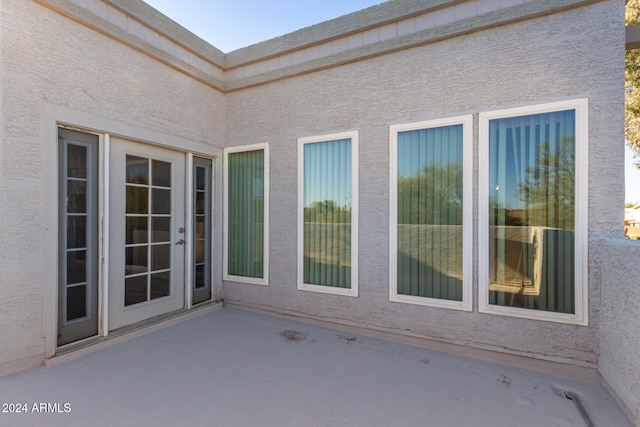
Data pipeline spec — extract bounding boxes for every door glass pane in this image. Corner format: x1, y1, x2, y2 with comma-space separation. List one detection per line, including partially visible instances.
127, 156, 148, 184
488, 110, 575, 314
67, 216, 87, 249
195, 216, 205, 239
152, 189, 171, 214
195, 191, 206, 215
150, 272, 170, 300
196, 167, 205, 190
195, 240, 205, 264
152, 160, 171, 187
126, 217, 148, 245
125, 246, 148, 275
67, 250, 87, 284
67, 180, 87, 213
67, 144, 87, 178
126, 187, 149, 214
67, 285, 87, 321
151, 244, 171, 271
151, 217, 171, 242
125, 276, 148, 306
195, 264, 205, 289
228, 150, 264, 278
303, 139, 352, 288
396, 125, 463, 301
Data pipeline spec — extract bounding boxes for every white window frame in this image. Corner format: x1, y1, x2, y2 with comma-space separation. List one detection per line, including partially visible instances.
223, 143, 270, 286
297, 131, 359, 297
389, 116, 473, 311
478, 99, 589, 325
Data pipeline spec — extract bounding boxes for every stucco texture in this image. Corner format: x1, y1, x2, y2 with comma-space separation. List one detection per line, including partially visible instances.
224, 0, 624, 366
0, 0, 224, 373
598, 238, 640, 425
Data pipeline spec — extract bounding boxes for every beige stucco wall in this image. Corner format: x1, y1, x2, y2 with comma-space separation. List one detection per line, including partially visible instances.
0, 0, 225, 374
598, 239, 640, 426
224, 0, 624, 366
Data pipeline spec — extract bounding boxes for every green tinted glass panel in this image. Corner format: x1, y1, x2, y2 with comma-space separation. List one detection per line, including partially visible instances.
227, 150, 264, 278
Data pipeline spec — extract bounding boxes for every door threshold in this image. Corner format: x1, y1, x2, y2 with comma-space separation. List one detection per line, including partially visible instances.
49, 301, 222, 365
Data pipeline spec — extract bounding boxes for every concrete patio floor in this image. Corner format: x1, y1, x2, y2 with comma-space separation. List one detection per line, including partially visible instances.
0, 306, 631, 427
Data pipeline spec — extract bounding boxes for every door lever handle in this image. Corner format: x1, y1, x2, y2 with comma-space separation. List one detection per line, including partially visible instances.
176, 239, 185, 245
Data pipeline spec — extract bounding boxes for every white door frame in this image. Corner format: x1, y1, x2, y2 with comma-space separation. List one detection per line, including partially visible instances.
42, 104, 222, 358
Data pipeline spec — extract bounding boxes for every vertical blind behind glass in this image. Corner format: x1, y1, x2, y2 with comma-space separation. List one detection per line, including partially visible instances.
303, 139, 352, 288
397, 125, 464, 301
488, 110, 575, 314
228, 150, 265, 279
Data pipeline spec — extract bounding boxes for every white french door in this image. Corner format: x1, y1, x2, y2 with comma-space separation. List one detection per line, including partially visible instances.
108, 138, 186, 330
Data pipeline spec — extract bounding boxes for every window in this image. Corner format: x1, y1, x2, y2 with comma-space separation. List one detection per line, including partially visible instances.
479, 99, 588, 325
389, 116, 473, 310
298, 131, 358, 296
223, 144, 269, 285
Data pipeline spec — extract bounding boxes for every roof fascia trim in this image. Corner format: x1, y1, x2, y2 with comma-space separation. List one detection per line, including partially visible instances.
226, 0, 608, 92
225, 0, 466, 69
106, 0, 226, 66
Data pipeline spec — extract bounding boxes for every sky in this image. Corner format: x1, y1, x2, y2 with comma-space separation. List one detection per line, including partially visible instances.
142, 0, 384, 53
142, 0, 640, 206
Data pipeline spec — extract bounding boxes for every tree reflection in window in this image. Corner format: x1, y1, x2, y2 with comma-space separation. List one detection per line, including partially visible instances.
488, 110, 576, 314
396, 125, 464, 301
302, 138, 352, 289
